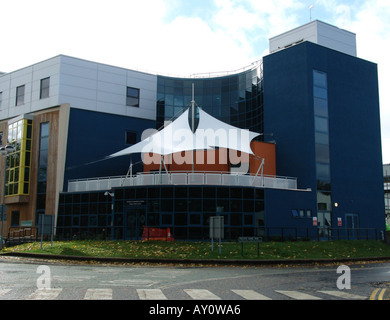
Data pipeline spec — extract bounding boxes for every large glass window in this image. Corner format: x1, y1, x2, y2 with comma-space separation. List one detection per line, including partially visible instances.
6, 118, 33, 196
314, 70, 332, 230
156, 66, 263, 134
313, 70, 331, 180
36, 122, 50, 216
57, 185, 263, 241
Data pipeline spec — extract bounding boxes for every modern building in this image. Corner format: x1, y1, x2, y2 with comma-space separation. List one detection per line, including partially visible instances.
384, 164, 390, 226
0, 20, 385, 242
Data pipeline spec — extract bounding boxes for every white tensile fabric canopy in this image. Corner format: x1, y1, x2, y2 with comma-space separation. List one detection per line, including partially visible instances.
108, 108, 261, 159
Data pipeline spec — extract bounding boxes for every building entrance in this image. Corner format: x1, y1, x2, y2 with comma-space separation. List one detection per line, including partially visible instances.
345, 213, 359, 239
318, 211, 331, 239
124, 206, 146, 240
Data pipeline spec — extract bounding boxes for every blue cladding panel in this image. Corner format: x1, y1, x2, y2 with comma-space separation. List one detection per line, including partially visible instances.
64, 109, 156, 189
265, 188, 316, 228
263, 41, 384, 231
263, 43, 315, 190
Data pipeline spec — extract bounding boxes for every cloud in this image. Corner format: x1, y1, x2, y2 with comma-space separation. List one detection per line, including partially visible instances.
328, 0, 390, 162
2, 0, 389, 162
0, 0, 169, 71
0, 0, 302, 76
301, 0, 390, 162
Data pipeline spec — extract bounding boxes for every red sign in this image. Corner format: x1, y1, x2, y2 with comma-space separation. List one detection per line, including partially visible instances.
337, 217, 342, 227
142, 227, 174, 241
313, 217, 318, 226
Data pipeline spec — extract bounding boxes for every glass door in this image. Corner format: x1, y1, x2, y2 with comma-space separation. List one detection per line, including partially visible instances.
345, 213, 359, 239
318, 211, 331, 240
124, 207, 146, 240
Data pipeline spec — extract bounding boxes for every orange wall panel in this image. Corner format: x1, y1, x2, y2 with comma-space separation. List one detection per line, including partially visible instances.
143, 142, 276, 176
249, 141, 276, 176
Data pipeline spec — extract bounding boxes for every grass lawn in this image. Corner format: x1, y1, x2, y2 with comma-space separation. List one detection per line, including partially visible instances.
2, 239, 390, 262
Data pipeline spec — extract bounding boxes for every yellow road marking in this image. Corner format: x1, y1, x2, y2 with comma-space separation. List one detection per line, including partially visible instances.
378, 289, 386, 300
370, 288, 380, 300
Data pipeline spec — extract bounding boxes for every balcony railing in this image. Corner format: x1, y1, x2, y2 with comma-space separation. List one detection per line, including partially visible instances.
67, 172, 298, 193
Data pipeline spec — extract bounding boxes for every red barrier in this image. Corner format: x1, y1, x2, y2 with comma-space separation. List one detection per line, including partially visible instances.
142, 226, 174, 241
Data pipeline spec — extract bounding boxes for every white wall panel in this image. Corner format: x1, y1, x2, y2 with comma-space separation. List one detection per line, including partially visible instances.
98, 67, 127, 85
1, 55, 158, 121
0, 56, 62, 119
269, 20, 356, 57
96, 101, 126, 115
60, 73, 97, 91
97, 81, 125, 96
97, 91, 125, 105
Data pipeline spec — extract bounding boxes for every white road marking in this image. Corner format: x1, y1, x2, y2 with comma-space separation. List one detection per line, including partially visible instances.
137, 289, 168, 300
0, 289, 11, 297
276, 290, 322, 300
84, 288, 113, 300
232, 289, 272, 300
184, 289, 221, 300
27, 288, 62, 300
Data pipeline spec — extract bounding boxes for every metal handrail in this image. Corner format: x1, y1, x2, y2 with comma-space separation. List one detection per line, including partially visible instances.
67, 171, 298, 192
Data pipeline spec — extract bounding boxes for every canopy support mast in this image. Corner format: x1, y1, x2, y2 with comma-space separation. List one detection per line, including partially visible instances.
191, 83, 195, 173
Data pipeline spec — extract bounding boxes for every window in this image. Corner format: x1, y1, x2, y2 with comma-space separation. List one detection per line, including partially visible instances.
313, 86, 327, 100
313, 70, 327, 88
190, 214, 201, 225
292, 209, 313, 218
40, 77, 50, 99
125, 131, 137, 145
316, 163, 330, 180
11, 211, 20, 227
315, 132, 329, 145
16, 85, 25, 106
314, 97, 328, 117
161, 213, 172, 225
315, 143, 330, 163
314, 116, 328, 133
126, 87, 140, 107
6, 118, 33, 196
313, 70, 331, 195
36, 122, 50, 214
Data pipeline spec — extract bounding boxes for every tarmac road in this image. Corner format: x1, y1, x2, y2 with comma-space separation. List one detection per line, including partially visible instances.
0, 255, 389, 301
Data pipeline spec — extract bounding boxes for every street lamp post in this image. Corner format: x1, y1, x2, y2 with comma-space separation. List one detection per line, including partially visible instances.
0, 145, 15, 249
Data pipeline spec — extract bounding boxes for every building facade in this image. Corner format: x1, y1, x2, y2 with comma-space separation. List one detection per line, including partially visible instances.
384, 164, 390, 227
0, 21, 385, 242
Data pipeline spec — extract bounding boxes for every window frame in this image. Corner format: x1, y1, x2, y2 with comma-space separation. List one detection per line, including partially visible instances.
125, 130, 137, 145
40, 77, 50, 99
11, 211, 20, 227
126, 86, 140, 107
16, 85, 25, 106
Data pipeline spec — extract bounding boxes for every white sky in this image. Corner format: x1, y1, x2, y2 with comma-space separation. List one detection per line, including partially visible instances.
1, 0, 389, 163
